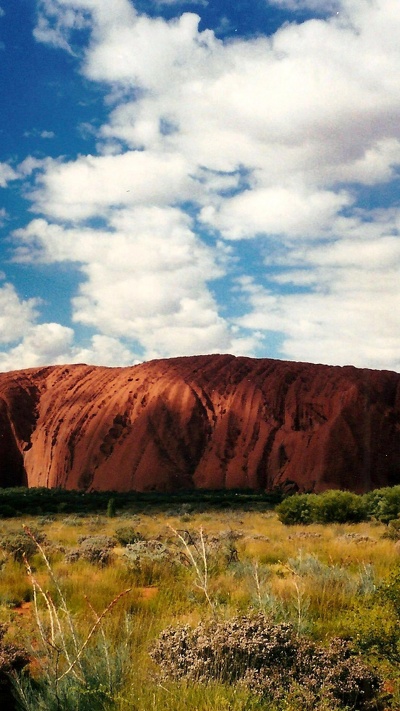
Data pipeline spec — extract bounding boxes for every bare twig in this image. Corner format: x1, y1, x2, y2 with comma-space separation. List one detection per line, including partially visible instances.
56, 587, 132, 682
23, 526, 81, 660
169, 526, 215, 613
252, 561, 263, 608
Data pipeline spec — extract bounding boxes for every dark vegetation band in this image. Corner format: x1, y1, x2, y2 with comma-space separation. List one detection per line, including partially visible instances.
1, 485, 400, 525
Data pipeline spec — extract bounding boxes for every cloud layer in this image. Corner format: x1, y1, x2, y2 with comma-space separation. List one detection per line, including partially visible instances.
5, 0, 400, 370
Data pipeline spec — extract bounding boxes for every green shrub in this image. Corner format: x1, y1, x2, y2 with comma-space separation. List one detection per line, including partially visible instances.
0, 504, 17, 518
0, 528, 46, 562
351, 603, 400, 662
379, 567, 400, 618
123, 540, 180, 585
382, 519, 400, 540
276, 494, 319, 525
107, 498, 116, 518
365, 486, 400, 524
114, 525, 144, 546
276, 491, 369, 526
315, 490, 368, 524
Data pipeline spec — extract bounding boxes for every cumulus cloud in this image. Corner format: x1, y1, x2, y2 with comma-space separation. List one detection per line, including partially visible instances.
0, 283, 39, 346
235, 205, 400, 370
13, 0, 400, 371
13, 207, 238, 359
200, 187, 352, 240
30, 151, 198, 221
71, 334, 137, 366
236, 273, 400, 371
0, 162, 18, 188
0, 323, 75, 371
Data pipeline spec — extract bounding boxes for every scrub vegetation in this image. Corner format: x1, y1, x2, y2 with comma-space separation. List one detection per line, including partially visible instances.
0, 488, 400, 708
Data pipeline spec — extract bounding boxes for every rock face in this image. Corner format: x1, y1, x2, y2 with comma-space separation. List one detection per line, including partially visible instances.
0, 355, 399, 493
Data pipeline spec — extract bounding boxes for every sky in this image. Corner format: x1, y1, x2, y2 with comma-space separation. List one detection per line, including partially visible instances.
0, 0, 400, 372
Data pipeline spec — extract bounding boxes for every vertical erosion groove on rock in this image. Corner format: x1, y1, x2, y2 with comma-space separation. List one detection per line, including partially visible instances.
0, 355, 399, 492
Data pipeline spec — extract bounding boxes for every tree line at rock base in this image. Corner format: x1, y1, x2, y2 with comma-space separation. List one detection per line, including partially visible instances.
1, 485, 400, 526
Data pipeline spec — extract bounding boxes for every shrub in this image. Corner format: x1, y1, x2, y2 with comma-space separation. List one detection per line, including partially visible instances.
0, 528, 46, 562
66, 536, 116, 566
276, 491, 369, 525
0, 624, 29, 675
123, 540, 180, 586
315, 490, 368, 524
0, 504, 17, 518
365, 486, 400, 524
124, 540, 173, 564
0, 623, 29, 706
114, 526, 144, 546
379, 566, 400, 618
151, 614, 383, 710
350, 603, 400, 662
382, 519, 400, 540
275, 494, 319, 525
106, 498, 116, 518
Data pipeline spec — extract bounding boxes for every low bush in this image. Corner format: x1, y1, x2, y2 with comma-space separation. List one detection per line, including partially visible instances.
365, 486, 400, 524
123, 539, 182, 586
151, 614, 383, 710
0, 623, 29, 707
315, 490, 368, 524
277, 490, 369, 525
114, 525, 144, 546
275, 494, 319, 525
382, 519, 400, 540
0, 528, 46, 562
65, 536, 116, 566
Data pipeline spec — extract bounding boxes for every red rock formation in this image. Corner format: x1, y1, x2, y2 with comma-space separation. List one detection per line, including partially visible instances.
0, 355, 399, 493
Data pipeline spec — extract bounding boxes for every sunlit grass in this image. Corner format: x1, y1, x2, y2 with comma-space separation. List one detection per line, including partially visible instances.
0, 508, 399, 709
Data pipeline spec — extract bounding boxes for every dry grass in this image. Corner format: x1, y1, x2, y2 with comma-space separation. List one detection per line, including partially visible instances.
0, 508, 399, 709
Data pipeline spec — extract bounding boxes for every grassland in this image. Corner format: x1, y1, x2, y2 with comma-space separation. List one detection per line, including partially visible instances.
0, 502, 399, 709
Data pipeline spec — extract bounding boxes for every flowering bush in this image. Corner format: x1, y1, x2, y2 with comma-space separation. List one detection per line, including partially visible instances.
65, 535, 116, 566
151, 614, 383, 710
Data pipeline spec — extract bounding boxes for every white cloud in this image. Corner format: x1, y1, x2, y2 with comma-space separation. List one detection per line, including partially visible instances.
200, 187, 351, 240
0, 283, 39, 347
155, 0, 208, 5
0, 323, 75, 371
13, 207, 240, 359
236, 221, 400, 371
71, 334, 137, 366
0, 315, 140, 372
0, 162, 18, 187
40, 130, 55, 139
267, 0, 340, 13
18, 0, 400, 371
30, 150, 198, 221
33, 0, 92, 52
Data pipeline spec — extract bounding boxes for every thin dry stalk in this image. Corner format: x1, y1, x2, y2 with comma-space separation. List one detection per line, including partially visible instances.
23, 554, 81, 680
252, 561, 263, 607
169, 526, 215, 613
84, 595, 112, 690
23, 525, 81, 659
282, 561, 307, 634
56, 587, 132, 682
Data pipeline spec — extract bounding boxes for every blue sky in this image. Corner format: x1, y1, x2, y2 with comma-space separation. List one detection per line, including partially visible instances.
0, 0, 399, 371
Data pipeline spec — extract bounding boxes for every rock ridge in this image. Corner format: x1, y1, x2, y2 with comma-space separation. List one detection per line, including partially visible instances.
0, 355, 399, 493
